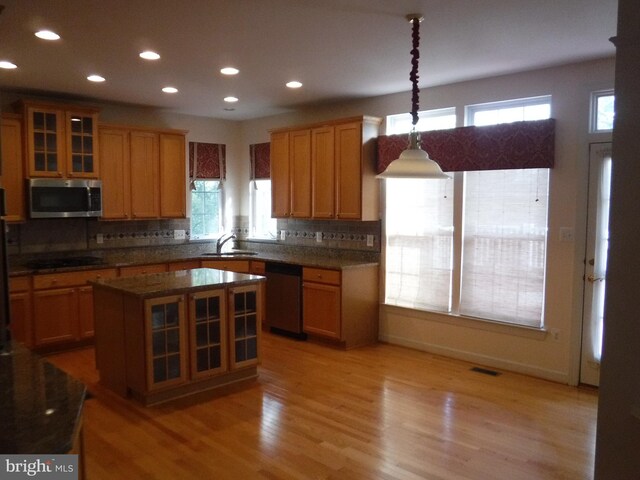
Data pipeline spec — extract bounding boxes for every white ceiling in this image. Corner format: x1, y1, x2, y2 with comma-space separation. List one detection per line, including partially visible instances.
0, 0, 618, 120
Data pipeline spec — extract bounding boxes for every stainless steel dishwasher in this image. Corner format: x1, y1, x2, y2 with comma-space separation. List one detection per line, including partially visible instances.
265, 262, 306, 339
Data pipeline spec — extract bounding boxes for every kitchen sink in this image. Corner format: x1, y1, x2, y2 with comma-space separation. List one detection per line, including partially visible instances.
201, 250, 258, 257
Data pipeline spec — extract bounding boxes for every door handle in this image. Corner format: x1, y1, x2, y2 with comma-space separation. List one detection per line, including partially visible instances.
587, 275, 605, 283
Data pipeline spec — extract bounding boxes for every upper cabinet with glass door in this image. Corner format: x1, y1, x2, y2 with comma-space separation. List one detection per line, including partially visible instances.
18, 101, 100, 178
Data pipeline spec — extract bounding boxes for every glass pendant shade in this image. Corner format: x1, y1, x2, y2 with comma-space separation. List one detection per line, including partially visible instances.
377, 130, 449, 179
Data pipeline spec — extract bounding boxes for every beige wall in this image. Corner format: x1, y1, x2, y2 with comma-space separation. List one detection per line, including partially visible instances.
242, 57, 615, 384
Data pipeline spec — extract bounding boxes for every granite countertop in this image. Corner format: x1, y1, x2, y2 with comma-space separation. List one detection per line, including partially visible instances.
90, 267, 265, 298
9, 249, 378, 277
0, 342, 86, 454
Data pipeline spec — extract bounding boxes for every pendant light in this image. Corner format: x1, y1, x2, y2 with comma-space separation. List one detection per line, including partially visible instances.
377, 15, 448, 179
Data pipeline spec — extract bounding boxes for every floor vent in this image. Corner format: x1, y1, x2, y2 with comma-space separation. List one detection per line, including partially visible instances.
471, 366, 501, 376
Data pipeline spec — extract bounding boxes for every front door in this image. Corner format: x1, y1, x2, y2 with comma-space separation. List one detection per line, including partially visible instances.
580, 143, 612, 386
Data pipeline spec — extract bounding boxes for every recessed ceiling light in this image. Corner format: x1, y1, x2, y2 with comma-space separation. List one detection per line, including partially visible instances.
35, 30, 60, 41
224, 96, 239, 103
220, 67, 239, 75
87, 74, 106, 83
162, 86, 178, 93
286, 81, 303, 89
224, 108, 235, 111
0, 61, 17, 69
140, 50, 160, 60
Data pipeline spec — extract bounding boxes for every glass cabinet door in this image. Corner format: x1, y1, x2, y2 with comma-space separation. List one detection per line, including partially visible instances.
29, 107, 63, 176
229, 285, 260, 369
189, 289, 228, 379
66, 111, 98, 177
145, 295, 187, 390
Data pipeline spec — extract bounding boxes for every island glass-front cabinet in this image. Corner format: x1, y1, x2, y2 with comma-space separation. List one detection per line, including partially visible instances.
93, 271, 263, 406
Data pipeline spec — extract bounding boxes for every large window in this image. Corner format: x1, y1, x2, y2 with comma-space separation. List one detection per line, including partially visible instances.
250, 179, 277, 238
385, 98, 551, 328
190, 180, 222, 239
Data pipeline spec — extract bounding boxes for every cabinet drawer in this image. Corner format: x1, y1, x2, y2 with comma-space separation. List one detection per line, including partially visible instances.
302, 267, 340, 285
9, 276, 30, 293
33, 268, 118, 290
119, 264, 167, 277
201, 260, 250, 273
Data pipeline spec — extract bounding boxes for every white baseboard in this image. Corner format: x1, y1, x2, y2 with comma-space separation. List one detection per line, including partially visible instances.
379, 333, 570, 384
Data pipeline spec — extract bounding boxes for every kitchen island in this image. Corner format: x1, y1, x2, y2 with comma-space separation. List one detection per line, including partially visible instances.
91, 268, 264, 405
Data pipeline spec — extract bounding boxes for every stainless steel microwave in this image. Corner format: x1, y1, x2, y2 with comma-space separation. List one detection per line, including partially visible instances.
29, 178, 102, 218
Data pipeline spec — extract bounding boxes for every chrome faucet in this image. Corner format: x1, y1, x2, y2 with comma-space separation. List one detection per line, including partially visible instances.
215, 232, 236, 254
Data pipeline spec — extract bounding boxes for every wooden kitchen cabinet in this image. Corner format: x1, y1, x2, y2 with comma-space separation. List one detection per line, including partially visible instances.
269, 116, 381, 220
19, 101, 99, 178
99, 124, 187, 220
270, 131, 290, 217
290, 129, 312, 218
303, 268, 341, 339
228, 284, 260, 369
98, 127, 130, 219
130, 130, 160, 219
159, 133, 186, 218
93, 270, 263, 405
0, 115, 25, 222
311, 126, 335, 218
9, 276, 32, 347
32, 268, 117, 348
302, 265, 379, 348
145, 294, 188, 390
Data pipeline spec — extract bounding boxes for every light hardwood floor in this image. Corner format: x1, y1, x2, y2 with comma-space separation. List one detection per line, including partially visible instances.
46, 333, 597, 479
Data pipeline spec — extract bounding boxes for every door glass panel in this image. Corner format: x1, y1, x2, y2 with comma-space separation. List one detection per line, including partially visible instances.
210, 346, 221, 368
209, 321, 220, 343
166, 328, 179, 353
166, 302, 179, 326
33, 112, 45, 130
196, 348, 208, 372
246, 337, 257, 360
72, 155, 82, 172
46, 154, 57, 171
84, 156, 93, 172
167, 354, 181, 379
195, 298, 207, 321
83, 136, 93, 154
246, 292, 256, 312
196, 324, 207, 346
235, 317, 245, 338
235, 292, 245, 313
152, 331, 166, 356
35, 153, 45, 171
235, 340, 246, 363
45, 113, 56, 131
34, 132, 45, 151
151, 305, 165, 329
247, 314, 256, 336
208, 297, 220, 317
153, 358, 166, 383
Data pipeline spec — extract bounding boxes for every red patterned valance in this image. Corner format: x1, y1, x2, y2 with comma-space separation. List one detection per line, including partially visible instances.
250, 142, 271, 180
377, 119, 555, 174
189, 142, 226, 180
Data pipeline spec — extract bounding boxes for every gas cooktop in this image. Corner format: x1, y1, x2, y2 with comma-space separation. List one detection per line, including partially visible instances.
25, 256, 105, 270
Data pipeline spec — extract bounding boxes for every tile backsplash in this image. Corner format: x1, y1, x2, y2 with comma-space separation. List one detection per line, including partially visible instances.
7, 216, 381, 258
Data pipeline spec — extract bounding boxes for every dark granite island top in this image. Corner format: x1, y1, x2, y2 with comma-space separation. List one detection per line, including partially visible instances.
0, 342, 86, 454
90, 267, 265, 298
